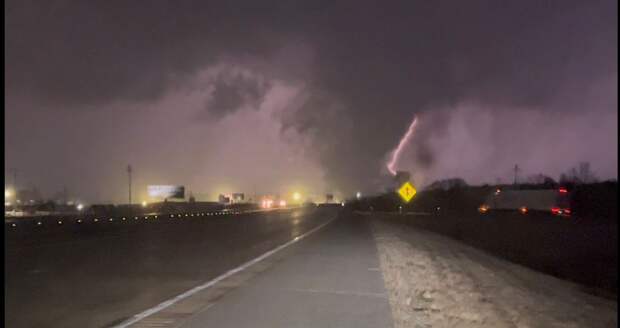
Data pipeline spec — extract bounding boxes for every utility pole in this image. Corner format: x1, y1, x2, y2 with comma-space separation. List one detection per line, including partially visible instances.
127, 165, 132, 205
253, 184, 257, 204
63, 185, 68, 205
9, 168, 17, 190
513, 164, 520, 186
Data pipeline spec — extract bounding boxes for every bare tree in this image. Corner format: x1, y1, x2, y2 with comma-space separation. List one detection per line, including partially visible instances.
561, 162, 598, 184
578, 162, 597, 183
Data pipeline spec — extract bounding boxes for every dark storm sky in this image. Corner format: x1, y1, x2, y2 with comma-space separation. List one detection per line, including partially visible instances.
5, 0, 618, 203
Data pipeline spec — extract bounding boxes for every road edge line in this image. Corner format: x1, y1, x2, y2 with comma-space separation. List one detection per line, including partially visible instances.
113, 215, 337, 328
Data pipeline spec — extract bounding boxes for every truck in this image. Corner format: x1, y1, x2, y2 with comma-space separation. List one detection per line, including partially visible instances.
478, 187, 571, 217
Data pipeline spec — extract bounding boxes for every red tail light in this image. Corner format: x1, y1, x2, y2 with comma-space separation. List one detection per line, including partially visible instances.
558, 187, 568, 193
551, 207, 571, 216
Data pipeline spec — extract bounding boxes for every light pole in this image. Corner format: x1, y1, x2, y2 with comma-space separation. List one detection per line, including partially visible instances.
9, 168, 17, 191
513, 164, 520, 186
127, 165, 132, 205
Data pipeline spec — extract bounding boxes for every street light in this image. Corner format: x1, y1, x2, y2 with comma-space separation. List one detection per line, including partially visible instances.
5, 189, 11, 198
356, 191, 362, 199
76, 203, 84, 211
141, 201, 147, 207
293, 192, 301, 201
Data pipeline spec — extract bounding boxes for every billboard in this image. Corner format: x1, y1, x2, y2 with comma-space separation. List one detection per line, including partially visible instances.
147, 185, 185, 199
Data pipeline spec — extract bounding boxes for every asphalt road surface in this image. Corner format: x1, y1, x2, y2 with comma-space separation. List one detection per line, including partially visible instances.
164, 211, 392, 328
5, 207, 344, 328
6, 208, 617, 327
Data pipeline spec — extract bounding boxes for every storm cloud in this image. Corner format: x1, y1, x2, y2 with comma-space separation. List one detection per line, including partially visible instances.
204, 71, 271, 119
5, 0, 617, 201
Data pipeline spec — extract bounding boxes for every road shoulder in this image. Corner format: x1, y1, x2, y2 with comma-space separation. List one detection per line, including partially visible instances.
126, 214, 393, 328
371, 216, 617, 328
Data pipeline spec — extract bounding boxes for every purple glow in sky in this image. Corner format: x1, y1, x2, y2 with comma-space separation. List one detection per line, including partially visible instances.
5, 0, 617, 202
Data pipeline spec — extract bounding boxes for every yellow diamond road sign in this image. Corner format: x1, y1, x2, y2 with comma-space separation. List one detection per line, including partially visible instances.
398, 181, 416, 203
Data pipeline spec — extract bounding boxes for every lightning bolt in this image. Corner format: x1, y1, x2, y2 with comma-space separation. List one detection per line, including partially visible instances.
386, 116, 418, 176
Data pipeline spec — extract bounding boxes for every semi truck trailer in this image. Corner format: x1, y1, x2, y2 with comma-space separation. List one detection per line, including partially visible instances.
479, 188, 571, 216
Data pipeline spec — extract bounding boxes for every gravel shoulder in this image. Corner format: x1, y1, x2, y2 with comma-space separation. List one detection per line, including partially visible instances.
371, 217, 617, 328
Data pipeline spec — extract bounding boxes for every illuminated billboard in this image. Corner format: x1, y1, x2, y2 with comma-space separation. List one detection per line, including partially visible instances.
147, 185, 185, 199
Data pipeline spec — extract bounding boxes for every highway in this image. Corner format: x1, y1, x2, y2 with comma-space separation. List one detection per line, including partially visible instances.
5, 207, 617, 328
135, 211, 393, 328
5, 207, 342, 327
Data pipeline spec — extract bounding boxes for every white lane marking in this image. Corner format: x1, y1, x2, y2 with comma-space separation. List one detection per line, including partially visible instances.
202, 303, 215, 312
113, 216, 337, 328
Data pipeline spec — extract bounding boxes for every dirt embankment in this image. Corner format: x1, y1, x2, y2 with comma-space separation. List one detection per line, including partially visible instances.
349, 184, 618, 295
374, 211, 617, 296
371, 217, 617, 328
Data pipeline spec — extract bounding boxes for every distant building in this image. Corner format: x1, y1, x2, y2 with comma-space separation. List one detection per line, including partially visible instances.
325, 194, 334, 203
87, 204, 118, 217
231, 193, 245, 203
218, 194, 231, 204
15, 188, 43, 204
426, 178, 468, 191
217, 193, 246, 204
